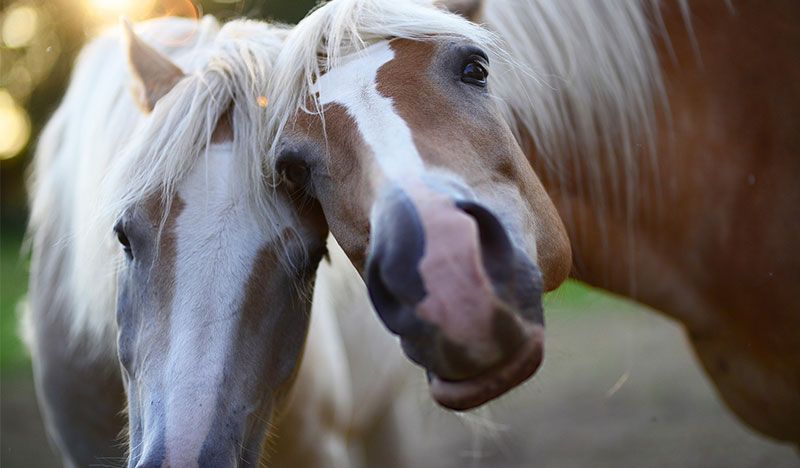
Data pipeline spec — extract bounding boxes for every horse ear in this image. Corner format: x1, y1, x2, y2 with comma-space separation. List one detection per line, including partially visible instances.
211, 107, 234, 143
121, 19, 185, 112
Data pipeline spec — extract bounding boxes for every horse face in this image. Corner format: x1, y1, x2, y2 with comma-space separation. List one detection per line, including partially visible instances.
113, 142, 327, 466
275, 38, 571, 410
114, 25, 328, 466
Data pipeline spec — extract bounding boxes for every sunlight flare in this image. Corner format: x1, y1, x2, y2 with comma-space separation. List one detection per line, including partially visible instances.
85, 0, 155, 22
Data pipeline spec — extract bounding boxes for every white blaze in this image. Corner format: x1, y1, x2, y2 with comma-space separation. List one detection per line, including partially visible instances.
164, 142, 269, 465
314, 41, 425, 181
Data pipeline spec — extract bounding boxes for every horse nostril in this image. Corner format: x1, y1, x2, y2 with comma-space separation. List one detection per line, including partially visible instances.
366, 190, 429, 337
455, 200, 515, 283
366, 245, 438, 343
366, 253, 410, 334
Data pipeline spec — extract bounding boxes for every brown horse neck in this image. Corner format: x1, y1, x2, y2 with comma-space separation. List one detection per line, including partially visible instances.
516, 0, 800, 317
512, 0, 800, 443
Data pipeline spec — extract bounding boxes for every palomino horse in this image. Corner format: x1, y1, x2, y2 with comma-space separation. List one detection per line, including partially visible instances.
446, 0, 800, 445
267, 0, 572, 412
272, 0, 799, 446
23, 17, 349, 466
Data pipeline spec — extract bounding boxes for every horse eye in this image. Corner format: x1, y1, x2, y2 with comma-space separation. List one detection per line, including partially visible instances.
114, 223, 133, 259
279, 160, 311, 193
461, 60, 488, 87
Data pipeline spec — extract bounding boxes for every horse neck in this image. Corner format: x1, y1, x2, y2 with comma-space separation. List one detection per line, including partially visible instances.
617, 2, 800, 444
487, 0, 800, 319
493, 5, 800, 443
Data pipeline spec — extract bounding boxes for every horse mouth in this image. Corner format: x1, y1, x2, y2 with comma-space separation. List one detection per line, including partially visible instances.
428, 325, 544, 411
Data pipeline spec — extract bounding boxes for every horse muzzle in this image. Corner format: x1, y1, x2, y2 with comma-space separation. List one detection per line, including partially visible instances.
366, 185, 545, 410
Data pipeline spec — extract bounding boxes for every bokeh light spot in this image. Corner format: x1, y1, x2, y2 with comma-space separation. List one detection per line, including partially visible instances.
2, 5, 39, 48
0, 89, 31, 160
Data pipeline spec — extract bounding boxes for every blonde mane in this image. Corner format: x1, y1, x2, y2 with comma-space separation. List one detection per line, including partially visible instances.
476, 0, 698, 287
482, 0, 691, 220
27, 16, 289, 354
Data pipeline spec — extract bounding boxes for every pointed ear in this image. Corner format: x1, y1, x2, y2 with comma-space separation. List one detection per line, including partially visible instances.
122, 19, 185, 112
211, 107, 234, 143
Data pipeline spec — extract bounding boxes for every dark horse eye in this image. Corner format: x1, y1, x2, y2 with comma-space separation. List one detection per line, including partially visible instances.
461, 60, 488, 87
114, 223, 133, 259
284, 162, 309, 188
277, 152, 311, 194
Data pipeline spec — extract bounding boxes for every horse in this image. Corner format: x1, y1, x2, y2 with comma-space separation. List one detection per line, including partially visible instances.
266, 0, 572, 414
267, 0, 799, 446
446, 0, 800, 445
22, 16, 351, 467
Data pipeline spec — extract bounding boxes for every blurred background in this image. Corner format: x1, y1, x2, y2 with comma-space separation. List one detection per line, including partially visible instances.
0, 1, 797, 467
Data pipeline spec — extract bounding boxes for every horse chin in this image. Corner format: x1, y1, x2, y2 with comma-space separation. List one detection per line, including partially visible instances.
428, 324, 544, 411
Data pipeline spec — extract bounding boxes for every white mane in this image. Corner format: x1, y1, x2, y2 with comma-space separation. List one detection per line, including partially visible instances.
482, 0, 690, 223
265, 0, 502, 164
27, 16, 289, 354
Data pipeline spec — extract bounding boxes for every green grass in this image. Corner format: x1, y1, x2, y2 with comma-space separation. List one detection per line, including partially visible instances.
545, 278, 605, 308
1, 226, 31, 375
543, 277, 632, 310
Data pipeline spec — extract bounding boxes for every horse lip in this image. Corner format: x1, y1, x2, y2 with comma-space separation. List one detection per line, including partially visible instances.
428, 325, 544, 411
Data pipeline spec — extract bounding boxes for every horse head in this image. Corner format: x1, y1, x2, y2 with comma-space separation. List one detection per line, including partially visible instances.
111, 22, 327, 466
268, 0, 571, 410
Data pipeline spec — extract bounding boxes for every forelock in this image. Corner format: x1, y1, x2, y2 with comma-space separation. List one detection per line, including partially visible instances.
265, 0, 506, 168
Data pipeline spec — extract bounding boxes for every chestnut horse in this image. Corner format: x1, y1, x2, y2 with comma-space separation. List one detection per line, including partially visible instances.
454, 0, 800, 445
268, 0, 799, 446
23, 17, 350, 467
